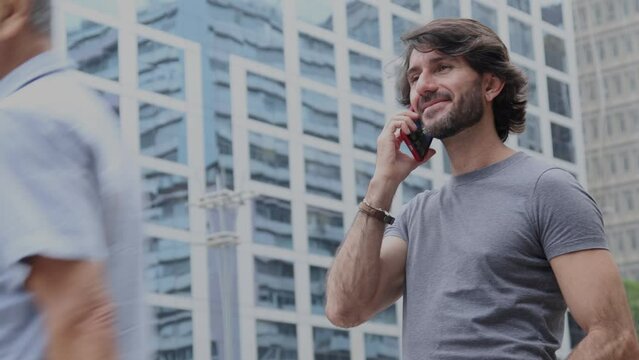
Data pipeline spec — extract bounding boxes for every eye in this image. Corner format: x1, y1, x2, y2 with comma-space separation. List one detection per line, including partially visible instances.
408, 74, 419, 85
437, 64, 452, 72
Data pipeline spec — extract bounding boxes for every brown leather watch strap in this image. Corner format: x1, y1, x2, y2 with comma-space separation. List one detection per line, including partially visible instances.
358, 200, 395, 225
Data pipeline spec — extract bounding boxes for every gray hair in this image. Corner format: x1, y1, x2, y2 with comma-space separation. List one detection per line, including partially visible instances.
29, 0, 51, 35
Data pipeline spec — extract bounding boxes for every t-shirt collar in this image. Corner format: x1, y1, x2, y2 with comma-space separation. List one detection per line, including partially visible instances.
0, 50, 71, 99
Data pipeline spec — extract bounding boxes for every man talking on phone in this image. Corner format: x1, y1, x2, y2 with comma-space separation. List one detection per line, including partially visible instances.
326, 18, 638, 359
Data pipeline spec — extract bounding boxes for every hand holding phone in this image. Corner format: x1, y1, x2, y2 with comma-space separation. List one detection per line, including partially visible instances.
400, 108, 433, 162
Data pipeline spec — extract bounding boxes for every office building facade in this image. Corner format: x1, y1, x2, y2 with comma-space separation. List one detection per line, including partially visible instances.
54, 0, 580, 358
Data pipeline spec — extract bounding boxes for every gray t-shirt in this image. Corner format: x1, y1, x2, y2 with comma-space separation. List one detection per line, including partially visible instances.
385, 151, 607, 360
0, 52, 145, 359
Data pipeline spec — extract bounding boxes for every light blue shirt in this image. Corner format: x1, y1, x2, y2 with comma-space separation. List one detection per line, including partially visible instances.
0, 51, 146, 359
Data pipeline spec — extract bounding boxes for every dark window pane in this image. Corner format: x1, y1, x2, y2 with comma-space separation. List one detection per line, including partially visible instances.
138, 38, 185, 99
256, 320, 298, 359
139, 102, 187, 164
433, 0, 460, 18
150, 307, 193, 360
66, 15, 119, 81
297, 0, 333, 30
349, 51, 383, 100
305, 147, 342, 200
313, 327, 350, 360
547, 77, 572, 117
253, 196, 293, 249
136, 0, 179, 35
371, 304, 397, 324
518, 114, 542, 153
301, 89, 339, 142
518, 65, 539, 106
254, 256, 296, 310
365, 334, 399, 360
393, 15, 418, 56
551, 123, 575, 163
541, 0, 564, 28
544, 33, 567, 71
509, 18, 534, 59
347, 0, 380, 48
352, 105, 384, 153
507, 0, 530, 13
299, 33, 336, 86
249, 132, 290, 188
310, 266, 328, 315
392, 0, 420, 11
247, 72, 287, 128
71, 0, 118, 15
355, 161, 375, 204
307, 206, 344, 256
144, 238, 191, 296
142, 169, 189, 229
471, 1, 498, 32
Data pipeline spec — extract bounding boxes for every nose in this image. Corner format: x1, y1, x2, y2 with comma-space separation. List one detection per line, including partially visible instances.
414, 71, 437, 96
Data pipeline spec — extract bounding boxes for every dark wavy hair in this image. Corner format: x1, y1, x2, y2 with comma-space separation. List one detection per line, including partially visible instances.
396, 18, 527, 142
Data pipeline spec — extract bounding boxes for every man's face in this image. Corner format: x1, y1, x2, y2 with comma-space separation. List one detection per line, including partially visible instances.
407, 49, 486, 139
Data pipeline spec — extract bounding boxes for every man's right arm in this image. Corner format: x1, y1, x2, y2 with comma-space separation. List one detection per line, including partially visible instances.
325, 111, 434, 328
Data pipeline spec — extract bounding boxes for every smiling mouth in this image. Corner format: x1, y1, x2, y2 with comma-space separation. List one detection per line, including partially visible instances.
423, 99, 450, 111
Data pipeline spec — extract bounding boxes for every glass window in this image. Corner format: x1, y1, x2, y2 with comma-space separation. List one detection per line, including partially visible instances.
305, 147, 342, 200
139, 102, 187, 164
249, 132, 290, 188
313, 327, 350, 359
136, 0, 179, 35
544, 33, 567, 72
138, 37, 185, 99
207, 0, 284, 69
144, 238, 191, 296
301, 89, 339, 142
346, 0, 380, 48
365, 334, 399, 360
66, 15, 118, 81
402, 175, 433, 204
509, 18, 534, 59
355, 160, 375, 204
299, 33, 336, 86
518, 114, 542, 153
253, 196, 293, 249
371, 304, 397, 324
507, 0, 530, 13
142, 169, 189, 230
551, 123, 575, 163
150, 307, 193, 360
352, 104, 384, 153
310, 266, 328, 315
247, 72, 287, 128
70, 0, 118, 15
308, 206, 344, 256
297, 0, 333, 30
256, 320, 298, 359
518, 65, 538, 106
547, 77, 572, 117
393, 15, 418, 56
541, 0, 564, 28
254, 256, 296, 310
433, 0, 460, 18
471, 1, 498, 32
349, 51, 383, 100
393, 0, 420, 11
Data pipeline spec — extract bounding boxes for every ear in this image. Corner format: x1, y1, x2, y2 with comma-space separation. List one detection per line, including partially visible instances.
483, 73, 505, 103
0, 0, 31, 42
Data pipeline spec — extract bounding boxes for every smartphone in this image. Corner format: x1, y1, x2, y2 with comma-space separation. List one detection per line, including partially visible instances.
400, 112, 433, 162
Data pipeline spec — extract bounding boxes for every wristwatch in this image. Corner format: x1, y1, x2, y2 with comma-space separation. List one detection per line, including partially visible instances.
359, 199, 395, 225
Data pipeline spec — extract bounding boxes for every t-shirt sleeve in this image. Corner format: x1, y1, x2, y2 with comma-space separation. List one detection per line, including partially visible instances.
528, 168, 608, 260
0, 110, 108, 270
384, 194, 422, 242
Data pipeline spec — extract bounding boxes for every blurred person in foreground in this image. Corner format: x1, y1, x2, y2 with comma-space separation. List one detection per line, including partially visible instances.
0, 0, 145, 359
326, 18, 638, 359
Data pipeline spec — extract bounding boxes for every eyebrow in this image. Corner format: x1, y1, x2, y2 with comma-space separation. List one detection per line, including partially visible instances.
407, 55, 456, 76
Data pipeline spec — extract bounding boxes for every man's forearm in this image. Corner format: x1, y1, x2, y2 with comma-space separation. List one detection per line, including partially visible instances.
568, 328, 639, 360
325, 178, 398, 326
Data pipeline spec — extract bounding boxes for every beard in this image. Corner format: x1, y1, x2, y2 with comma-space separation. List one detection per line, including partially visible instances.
420, 79, 484, 139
